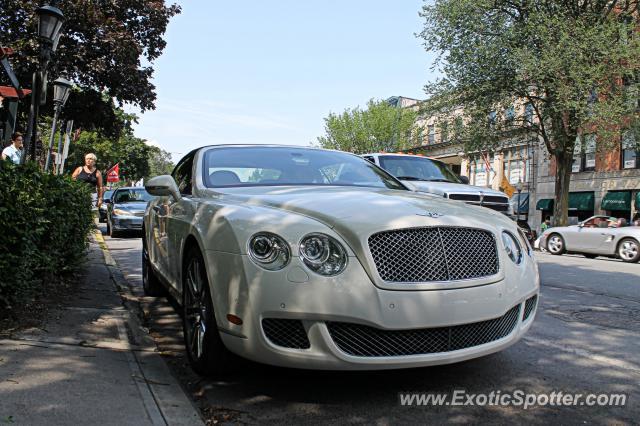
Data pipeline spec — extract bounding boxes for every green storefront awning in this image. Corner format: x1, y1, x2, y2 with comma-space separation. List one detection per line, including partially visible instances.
601, 191, 631, 211
636, 192, 640, 208
536, 199, 554, 210
569, 192, 595, 211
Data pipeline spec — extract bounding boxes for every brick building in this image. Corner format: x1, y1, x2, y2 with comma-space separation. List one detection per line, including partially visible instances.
391, 96, 640, 232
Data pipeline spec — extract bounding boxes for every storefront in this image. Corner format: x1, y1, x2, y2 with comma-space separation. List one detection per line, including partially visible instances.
536, 192, 595, 223
601, 191, 632, 221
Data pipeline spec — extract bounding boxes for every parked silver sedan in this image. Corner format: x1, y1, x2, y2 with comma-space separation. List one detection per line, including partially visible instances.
540, 215, 640, 262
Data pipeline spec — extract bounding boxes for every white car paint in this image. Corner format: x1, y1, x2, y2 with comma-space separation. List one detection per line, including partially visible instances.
144, 145, 539, 371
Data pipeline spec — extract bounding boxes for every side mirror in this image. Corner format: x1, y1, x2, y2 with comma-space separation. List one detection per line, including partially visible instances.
578, 223, 584, 228
145, 175, 182, 201
458, 175, 470, 184
104, 199, 111, 204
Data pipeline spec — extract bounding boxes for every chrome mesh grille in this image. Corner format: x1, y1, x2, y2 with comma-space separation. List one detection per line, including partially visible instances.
262, 319, 310, 349
368, 227, 499, 282
523, 295, 538, 321
327, 305, 521, 357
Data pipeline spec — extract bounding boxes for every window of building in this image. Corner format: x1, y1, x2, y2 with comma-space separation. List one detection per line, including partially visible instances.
469, 155, 494, 187
488, 111, 497, 127
572, 135, 583, 173
622, 129, 638, 169
440, 121, 449, 144
524, 103, 534, 126
505, 106, 515, 124
427, 125, 435, 144
503, 146, 532, 184
584, 134, 596, 171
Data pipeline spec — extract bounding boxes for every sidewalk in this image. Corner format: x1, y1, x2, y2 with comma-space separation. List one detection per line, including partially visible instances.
0, 233, 203, 426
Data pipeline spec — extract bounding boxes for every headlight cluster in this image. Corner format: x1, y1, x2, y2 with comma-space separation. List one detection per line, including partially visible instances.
113, 208, 129, 216
248, 232, 290, 271
248, 232, 348, 276
299, 233, 348, 276
502, 231, 523, 264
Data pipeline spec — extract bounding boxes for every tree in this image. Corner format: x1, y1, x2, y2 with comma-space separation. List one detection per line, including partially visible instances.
419, 0, 640, 225
65, 129, 153, 184
0, 0, 180, 135
146, 145, 174, 178
317, 99, 421, 154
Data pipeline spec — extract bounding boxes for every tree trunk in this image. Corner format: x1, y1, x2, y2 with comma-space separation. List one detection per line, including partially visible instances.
553, 150, 572, 226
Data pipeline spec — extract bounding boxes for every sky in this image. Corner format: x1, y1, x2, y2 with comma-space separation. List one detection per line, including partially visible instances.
129, 0, 439, 161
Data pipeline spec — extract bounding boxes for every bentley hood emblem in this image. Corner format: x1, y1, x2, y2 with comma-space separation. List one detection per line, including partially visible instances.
417, 211, 444, 218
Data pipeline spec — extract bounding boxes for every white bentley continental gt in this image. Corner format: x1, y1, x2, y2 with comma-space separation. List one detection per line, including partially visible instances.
143, 145, 539, 375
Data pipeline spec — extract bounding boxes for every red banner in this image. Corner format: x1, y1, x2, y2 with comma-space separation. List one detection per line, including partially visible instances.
107, 163, 120, 183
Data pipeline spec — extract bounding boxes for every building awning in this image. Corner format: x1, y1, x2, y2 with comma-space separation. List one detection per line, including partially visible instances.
536, 198, 554, 210
0, 86, 31, 99
601, 191, 631, 211
511, 192, 530, 214
569, 192, 595, 211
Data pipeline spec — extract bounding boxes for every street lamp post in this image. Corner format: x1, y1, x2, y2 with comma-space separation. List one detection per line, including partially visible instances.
20, 3, 65, 165
44, 77, 72, 172
516, 179, 524, 222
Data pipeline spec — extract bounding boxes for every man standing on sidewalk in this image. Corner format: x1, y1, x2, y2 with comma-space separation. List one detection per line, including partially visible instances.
1, 132, 23, 164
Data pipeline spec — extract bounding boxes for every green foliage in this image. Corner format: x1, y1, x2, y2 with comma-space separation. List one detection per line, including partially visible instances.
65, 130, 154, 184
146, 146, 175, 179
0, 0, 180, 136
419, 0, 640, 225
317, 99, 421, 154
0, 160, 93, 308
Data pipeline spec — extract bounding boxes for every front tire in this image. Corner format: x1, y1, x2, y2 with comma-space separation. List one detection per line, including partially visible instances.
547, 233, 565, 255
618, 238, 640, 263
182, 246, 237, 376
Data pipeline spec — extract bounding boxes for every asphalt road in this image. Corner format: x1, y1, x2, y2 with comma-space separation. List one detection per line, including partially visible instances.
99, 224, 639, 425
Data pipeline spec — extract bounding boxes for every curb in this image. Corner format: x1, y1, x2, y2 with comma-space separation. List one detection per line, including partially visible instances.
92, 230, 205, 426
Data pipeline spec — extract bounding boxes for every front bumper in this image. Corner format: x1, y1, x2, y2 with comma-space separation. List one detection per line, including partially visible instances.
206, 250, 540, 370
111, 215, 143, 231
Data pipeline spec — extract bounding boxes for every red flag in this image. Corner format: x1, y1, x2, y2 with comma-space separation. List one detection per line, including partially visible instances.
107, 163, 120, 183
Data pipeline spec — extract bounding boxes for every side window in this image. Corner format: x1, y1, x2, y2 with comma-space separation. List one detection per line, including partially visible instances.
172, 154, 194, 195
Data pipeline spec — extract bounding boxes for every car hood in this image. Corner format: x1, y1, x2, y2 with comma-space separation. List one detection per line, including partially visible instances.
212, 186, 514, 237
401, 180, 508, 198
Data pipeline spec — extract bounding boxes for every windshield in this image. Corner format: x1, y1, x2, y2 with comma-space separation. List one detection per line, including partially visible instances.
113, 188, 154, 203
378, 155, 461, 183
202, 147, 406, 190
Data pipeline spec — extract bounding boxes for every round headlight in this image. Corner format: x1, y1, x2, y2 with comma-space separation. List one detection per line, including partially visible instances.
502, 231, 523, 264
248, 232, 290, 270
299, 233, 348, 276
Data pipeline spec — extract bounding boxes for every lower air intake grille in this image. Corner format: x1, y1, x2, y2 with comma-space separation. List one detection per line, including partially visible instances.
262, 319, 310, 349
523, 295, 538, 321
327, 305, 520, 357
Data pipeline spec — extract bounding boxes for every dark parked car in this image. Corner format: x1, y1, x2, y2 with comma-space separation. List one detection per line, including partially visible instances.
98, 190, 114, 223
517, 219, 536, 245
106, 187, 153, 238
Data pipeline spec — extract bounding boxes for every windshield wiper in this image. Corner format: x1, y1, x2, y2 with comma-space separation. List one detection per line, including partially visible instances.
395, 176, 428, 181
396, 176, 454, 183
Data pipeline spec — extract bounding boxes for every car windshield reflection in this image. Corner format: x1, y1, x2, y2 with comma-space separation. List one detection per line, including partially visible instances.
202, 147, 406, 190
